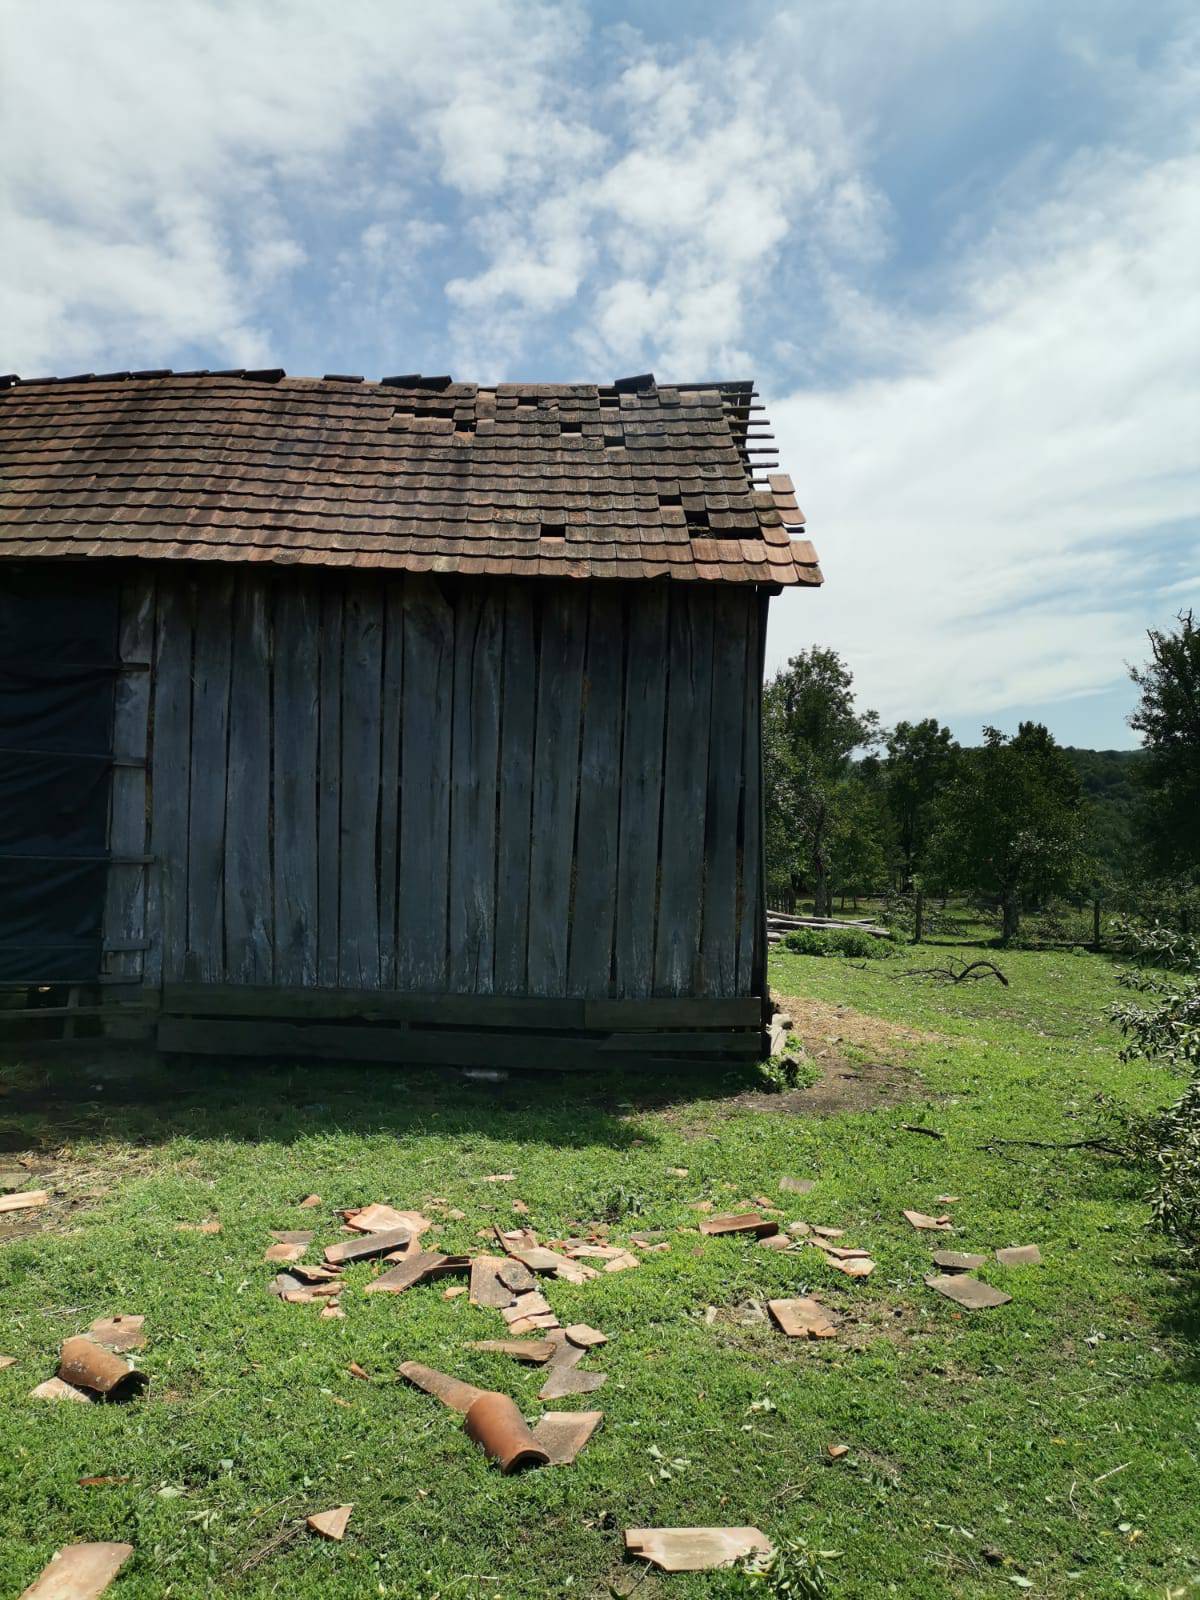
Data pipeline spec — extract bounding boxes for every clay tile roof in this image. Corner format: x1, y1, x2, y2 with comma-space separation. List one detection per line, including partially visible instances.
0, 369, 820, 587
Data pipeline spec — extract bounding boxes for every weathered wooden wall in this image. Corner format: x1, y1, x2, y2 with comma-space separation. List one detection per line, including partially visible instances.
109, 566, 765, 1003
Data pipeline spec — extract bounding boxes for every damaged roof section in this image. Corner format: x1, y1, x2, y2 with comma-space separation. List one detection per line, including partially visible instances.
0, 369, 820, 587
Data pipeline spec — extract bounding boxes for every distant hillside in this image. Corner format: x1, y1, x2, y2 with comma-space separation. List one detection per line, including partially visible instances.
1062, 747, 1146, 874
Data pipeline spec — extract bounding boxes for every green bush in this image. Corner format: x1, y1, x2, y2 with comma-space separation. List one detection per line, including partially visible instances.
782, 926, 893, 959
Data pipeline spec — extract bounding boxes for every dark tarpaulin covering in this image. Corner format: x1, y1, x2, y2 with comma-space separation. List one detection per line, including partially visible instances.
0, 568, 120, 982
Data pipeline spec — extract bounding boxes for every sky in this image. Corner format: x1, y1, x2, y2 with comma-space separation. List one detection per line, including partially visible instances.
1, 0, 1196, 749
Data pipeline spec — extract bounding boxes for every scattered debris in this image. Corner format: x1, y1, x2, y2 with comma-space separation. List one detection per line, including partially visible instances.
497, 1259, 538, 1295
306, 1506, 352, 1542
443, 1284, 467, 1299
698, 1213, 779, 1239
779, 1176, 815, 1195
934, 1195, 960, 1205
932, 1250, 986, 1272
324, 1226, 414, 1265
464, 1392, 551, 1472
758, 1232, 792, 1251
298, 1194, 321, 1209
0, 1354, 16, 1369
768, 1298, 839, 1339
900, 1124, 945, 1140
808, 1240, 870, 1260
319, 1301, 345, 1319
996, 1244, 1042, 1267
87, 1315, 146, 1352
827, 1443, 850, 1459
925, 1273, 1013, 1310
288, 1262, 342, 1285
0, 1189, 49, 1213
344, 1204, 430, 1236
564, 1324, 607, 1349
624, 1528, 774, 1573
365, 1251, 470, 1294
512, 1199, 530, 1215
602, 1250, 640, 1272
817, 1252, 876, 1278
468, 1339, 557, 1364
57, 1337, 147, 1401
398, 1361, 487, 1414
895, 958, 1008, 986
810, 1225, 844, 1239
787, 1221, 812, 1237
269, 1230, 315, 1245
176, 1219, 221, 1234
265, 1242, 307, 1263
78, 1477, 131, 1488
482, 1173, 516, 1182
17, 1542, 133, 1599
903, 1209, 953, 1232
531, 1409, 603, 1465
666, 1167, 689, 1178
347, 1362, 370, 1380
30, 1376, 92, 1403
470, 1256, 516, 1309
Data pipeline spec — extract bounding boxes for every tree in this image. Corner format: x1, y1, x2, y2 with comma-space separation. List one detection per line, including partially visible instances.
762, 648, 880, 917
882, 719, 959, 888
1129, 611, 1200, 873
930, 722, 1087, 943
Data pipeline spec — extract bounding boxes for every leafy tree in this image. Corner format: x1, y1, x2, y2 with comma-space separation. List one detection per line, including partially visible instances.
882, 719, 959, 887
827, 773, 889, 907
762, 648, 880, 917
930, 722, 1087, 943
1129, 611, 1200, 872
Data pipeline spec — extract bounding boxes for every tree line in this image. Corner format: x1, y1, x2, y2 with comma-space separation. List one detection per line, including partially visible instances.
763, 611, 1200, 943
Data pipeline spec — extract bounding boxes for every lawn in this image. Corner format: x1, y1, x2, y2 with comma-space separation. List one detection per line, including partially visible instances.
1, 943, 1197, 1598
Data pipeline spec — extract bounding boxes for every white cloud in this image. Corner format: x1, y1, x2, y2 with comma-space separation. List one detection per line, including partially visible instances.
768, 137, 1200, 728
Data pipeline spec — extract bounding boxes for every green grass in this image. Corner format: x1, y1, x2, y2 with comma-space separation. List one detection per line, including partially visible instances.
1, 945, 1197, 1598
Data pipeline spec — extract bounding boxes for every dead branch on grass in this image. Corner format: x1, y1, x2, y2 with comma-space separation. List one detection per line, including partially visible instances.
893, 958, 1009, 987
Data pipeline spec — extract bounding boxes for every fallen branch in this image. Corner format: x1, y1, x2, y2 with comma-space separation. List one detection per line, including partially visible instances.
900, 1124, 946, 1140
893, 959, 1009, 987
976, 1137, 1125, 1157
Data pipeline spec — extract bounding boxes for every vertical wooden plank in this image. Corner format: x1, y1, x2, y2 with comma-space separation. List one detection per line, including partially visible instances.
224, 575, 273, 984
338, 580, 383, 988
654, 586, 714, 995
568, 586, 624, 997
526, 585, 586, 997
613, 585, 668, 999
145, 576, 193, 985
699, 588, 749, 996
449, 583, 503, 993
184, 570, 233, 982
377, 582, 404, 988
736, 596, 764, 996
273, 580, 319, 986
317, 585, 343, 987
102, 573, 154, 984
493, 584, 535, 995
395, 575, 453, 991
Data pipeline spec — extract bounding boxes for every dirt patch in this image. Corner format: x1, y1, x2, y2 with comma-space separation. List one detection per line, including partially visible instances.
777, 994, 942, 1056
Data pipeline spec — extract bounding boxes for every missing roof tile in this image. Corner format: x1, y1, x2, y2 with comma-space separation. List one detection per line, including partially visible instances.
539, 523, 567, 540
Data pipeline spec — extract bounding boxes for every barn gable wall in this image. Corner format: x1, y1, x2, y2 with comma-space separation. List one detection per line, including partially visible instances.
114, 567, 764, 1005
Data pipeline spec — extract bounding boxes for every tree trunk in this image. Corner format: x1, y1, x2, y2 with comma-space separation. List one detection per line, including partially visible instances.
1001, 893, 1020, 945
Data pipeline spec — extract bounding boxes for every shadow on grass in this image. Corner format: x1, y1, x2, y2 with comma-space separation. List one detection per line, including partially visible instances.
0, 1049, 782, 1156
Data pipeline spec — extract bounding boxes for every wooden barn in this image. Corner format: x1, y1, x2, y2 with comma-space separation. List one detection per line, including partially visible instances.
0, 368, 820, 1066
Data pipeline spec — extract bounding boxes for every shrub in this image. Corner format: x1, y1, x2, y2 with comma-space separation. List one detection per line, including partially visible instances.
1109, 922, 1200, 1260
782, 926, 892, 959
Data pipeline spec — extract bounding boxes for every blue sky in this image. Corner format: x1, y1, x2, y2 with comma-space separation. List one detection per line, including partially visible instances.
2, 0, 1196, 747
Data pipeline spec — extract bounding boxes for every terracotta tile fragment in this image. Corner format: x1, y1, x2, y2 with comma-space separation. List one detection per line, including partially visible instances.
532, 1409, 603, 1465
464, 1392, 551, 1472
497, 1260, 538, 1295
269, 1230, 315, 1246
468, 1339, 557, 1363
809, 1240, 871, 1260
398, 1361, 488, 1413
265, 1242, 307, 1263
810, 1225, 844, 1239
176, 1219, 221, 1234
365, 1251, 470, 1294
903, 1210, 954, 1232
563, 1324, 607, 1349
17, 1541, 133, 1598
925, 1273, 1012, 1309
470, 1255, 516, 1309
443, 1284, 467, 1299
603, 1250, 640, 1272
347, 1363, 370, 1380
58, 1337, 147, 1400
288, 1262, 342, 1284
0, 1354, 16, 1369
306, 1505, 352, 1541
87, 1315, 146, 1352
699, 1213, 780, 1238
768, 1297, 839, 1339
0, 1189, 49, 1212
504, 1289, 552, 1320
344, 1204, 431, 1236
481, 1173, 516, 1182
77, 1476, 130, 1488
758, 1232, 792, 1251
324, 1226, 413, 1264
512, 1246, 565, 1273
538, 1366, 607, 1400
298, 1194, 321, 1208
30, 1376, 92, 1403
934, 1195, 960, 1205
624, 1527, 774, 1572
827, 1443, 850, 1459
319, 1301, 345, 1319
788, 1221, 812, 1237
932, 1250, 986, 1272
819, 1253, 876, 1277
995, 1244, 1042, 1266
